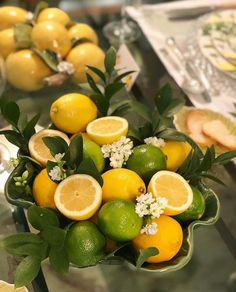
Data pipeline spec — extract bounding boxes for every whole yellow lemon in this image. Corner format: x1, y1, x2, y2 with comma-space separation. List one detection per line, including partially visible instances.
66, 43, 105, 84
68, 23, 98, 45
37, 8, 70, 26
50, 93, 97, 134
5, 49, 52, 91
0, 28, 16, 59
31, 21, 71, 58
0, 6, 28, 30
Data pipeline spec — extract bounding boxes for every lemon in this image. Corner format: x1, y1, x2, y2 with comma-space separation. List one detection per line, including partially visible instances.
31, 21, 71, 58
37, 8, 70, 26
174, 186, 205, 222
148, 170, 193, 216
160, 140, 191, 171
216, 61, 236, 71
28, 129, 70, 166
32, 169, 57, 209
98, 199, 143, 241
126, 144, 166, 183
0, 28, 16, 59
66, 43, 105, 84
0, 280, 28, 292
0, 6, 28, 30
65, 221, 106, 267
5, 49, 52, 91
68, 23, 98, 45
86, 116, 128, 145
54, 174, 102, 220
50, 93, 97, 134
83, 139, 105, 172
132, 215, 183, 263
102, 168, 146, 202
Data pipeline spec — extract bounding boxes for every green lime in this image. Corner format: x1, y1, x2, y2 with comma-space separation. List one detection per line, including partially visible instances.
174, 186, 205, 222
126, 144, 166, 183
98, 199, 143, 241
83, 139, 105, 172
65, 221, 106, 267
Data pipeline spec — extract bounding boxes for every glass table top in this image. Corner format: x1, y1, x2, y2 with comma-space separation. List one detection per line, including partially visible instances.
0, 1, 236, 291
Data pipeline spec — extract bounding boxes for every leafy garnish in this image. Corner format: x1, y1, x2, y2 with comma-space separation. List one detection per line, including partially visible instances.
14, 23, 32, 49
136, 247, 159, 269
33, 49, 59, 72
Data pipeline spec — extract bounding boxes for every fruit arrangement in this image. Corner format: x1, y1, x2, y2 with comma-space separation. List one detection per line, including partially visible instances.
0, 3, 104, 92
1, 44, 235, 289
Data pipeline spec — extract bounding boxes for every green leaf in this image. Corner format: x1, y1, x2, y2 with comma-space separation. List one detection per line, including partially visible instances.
41, 226, 66, 248
155, 84, 172, 114
139, 122, 153, 140
129, 100, 152, 122
105, 47, 116, 75
23, 113, 40, 140
136, 247, 159, 269
87, 65, 106, 83
2, 101, 20, 128
90, 94, 109, 116
0, 233, 42, 250
49, 246, 69, 273
14, 255, 41, 288
197, 146, 215, 172
105, 82, 124, 100
199, 172, 226, 186
71, 37, 92, 47
33, 49, 59, 72
214, 150, 236, 165
68, 133, 83, 168
14, 23, 32, 49
33, 1, 49, 22
77, 157, 103, 186
128, 126, 142, 142
0, 130, 24, 148
17, 112, 28, 133
154, 117, 173, 134
162, 98, 185, 117
27, 205, 59, 231
86, 73, 103, 95
4, 242, 45, 257
114, 70, 135, 83
108, 100, 131, 116
43, 136, 68, 157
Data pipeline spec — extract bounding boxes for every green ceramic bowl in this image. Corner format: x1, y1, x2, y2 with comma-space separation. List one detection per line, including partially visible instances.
4, 160, 220, 273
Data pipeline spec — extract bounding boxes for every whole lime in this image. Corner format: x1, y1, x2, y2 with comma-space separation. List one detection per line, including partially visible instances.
98, 199, 143, 241
174, 186, 205, 222
65, 221, 106, 267
83, 139, 105, 172
126, 144, 166, 183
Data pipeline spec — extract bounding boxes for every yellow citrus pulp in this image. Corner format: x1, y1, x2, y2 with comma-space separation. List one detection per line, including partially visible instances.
54, 174, 102, 220
132, 215, 183, 263
37, 8, 70, 25
32, 169, 57, 209
148, 170, 193, 216
0, 6, 28, 30
66, 43, 105, 84
31, 21, 71, 57
0, 28, 16, 59
102, 168, 146, 202
5, 49, 52, 91
68, 23, 98, 45
86, 116, 128, 145
28, 129, 70, 166
50, 93, 97, 134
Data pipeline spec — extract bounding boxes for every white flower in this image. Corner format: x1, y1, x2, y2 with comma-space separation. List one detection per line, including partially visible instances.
55, 153, 65, 162
49, 166, 65, 181
135, 192, 168, 218
144, 137, 166, 148
101, 136, 133, 168
57, 61, 75, 75
141, 223, 158, 235
27, 12, 34, 20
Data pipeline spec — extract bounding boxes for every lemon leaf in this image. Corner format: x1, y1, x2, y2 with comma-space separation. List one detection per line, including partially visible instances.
87, 65, 106, 83
27, 205, 60, 231
86, 73, 103, 95
4, 242, 48, 258
0, 233, 42, 250
136, 247, 159, 269
23, 113, 40, 140
105, 82, 124, 100
34, 49, 59, 72
49, 246, 69, 273
77, 157, 103, 186
128, 126, 142, 142
68, 133, 83, 168
114, 70, 135, 83
41, 226, 66, 248
0, 130, 25, 149
1, 101, 20, 128
214, 150, 236, 165
43, 136, 68, 157
14, 23, 32, 49
154, 83, 172, 115
90, 94, 109, 116
162, 98, 185, 117
14, 255, 41, 288
105, 47, 116, 75
129, 100, 152, 122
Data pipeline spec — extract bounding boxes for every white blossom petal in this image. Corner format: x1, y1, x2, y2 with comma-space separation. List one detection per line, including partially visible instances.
140, 223, 158, 235
144, 137, 166, 148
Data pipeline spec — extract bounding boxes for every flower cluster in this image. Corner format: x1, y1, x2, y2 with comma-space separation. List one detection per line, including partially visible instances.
48, 153, 67, 182
57, 61, 75, 75
144, 136, 166, 148
101, 136, 133, 168
135, 192, 168, 235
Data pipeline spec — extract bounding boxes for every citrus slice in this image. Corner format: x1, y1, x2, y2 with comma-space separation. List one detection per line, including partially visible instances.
0, 280, 28, 292
54, 174, 102, 220
148, 170, 193, 216
28, 129, 70, 166
86, 116, 128, 145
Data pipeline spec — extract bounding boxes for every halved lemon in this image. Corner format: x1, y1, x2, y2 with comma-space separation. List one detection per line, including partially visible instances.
28, 129, 70, 166
0, 280, 28, 291
148, 170, 193, 216
86, 116, 128, 145
54, 174, 102, 220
